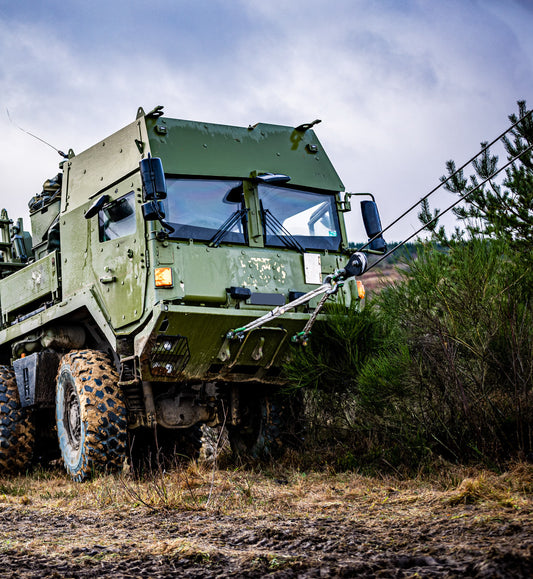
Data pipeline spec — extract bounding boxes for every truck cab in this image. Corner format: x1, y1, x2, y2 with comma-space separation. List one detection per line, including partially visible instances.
0, 106, 385, 480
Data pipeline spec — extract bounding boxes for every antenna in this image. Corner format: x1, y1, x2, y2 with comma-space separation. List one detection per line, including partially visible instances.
6, 109, 68, 159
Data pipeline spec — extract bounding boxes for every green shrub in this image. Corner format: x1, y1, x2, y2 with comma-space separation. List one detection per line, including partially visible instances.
283, 302, 385, 452
286, 238, 532, 471
358, 238, 533, 466
286, 102, 533, 471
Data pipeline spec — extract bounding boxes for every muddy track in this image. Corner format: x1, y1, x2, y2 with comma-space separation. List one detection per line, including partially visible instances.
1, 497, 532, 578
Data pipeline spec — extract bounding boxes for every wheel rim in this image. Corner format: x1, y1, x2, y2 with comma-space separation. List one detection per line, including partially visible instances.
63, 374, 81, 451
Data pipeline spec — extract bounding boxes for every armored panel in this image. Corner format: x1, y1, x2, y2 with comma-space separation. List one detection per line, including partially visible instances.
0, 251, 59, 321
147, 118, 345, 192
62, 119, 144, 213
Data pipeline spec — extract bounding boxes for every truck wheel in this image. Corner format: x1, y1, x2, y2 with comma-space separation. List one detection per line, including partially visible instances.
128, 425, 203, 476
200, 425, 231, 465
228, 396, 282, 459
227, 391, 305, 460
55, 350, 127, 482
0, 366, 34, 474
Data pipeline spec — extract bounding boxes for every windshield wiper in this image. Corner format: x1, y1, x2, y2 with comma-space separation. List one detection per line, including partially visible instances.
209, 208, 248, 247
262, 207, 305, 254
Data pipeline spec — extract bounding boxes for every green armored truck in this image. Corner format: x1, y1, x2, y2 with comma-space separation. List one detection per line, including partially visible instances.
0, 106, 385, 480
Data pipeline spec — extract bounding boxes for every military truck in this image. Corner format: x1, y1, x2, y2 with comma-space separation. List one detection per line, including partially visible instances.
0, 106, 385, 481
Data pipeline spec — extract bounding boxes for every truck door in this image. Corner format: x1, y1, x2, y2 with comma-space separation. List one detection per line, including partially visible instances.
90, 185, 147, 330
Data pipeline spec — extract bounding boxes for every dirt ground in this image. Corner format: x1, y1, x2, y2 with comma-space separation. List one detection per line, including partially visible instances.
0, 464, 532, 578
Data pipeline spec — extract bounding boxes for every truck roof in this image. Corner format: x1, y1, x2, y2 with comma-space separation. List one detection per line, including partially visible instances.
146, 116, 344, 192
63, 108, 344, 213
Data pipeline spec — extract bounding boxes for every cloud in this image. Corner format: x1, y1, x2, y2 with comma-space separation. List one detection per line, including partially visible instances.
0, 0, 531, 242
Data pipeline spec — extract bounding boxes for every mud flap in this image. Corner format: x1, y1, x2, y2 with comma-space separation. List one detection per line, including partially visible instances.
13, 351, 60, 408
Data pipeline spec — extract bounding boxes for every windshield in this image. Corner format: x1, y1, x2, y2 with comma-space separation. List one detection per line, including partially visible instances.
164, 178, 246, 244
258, 184, 341, 251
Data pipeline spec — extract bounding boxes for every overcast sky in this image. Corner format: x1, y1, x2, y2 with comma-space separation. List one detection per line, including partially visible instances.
0, 0, 531, 242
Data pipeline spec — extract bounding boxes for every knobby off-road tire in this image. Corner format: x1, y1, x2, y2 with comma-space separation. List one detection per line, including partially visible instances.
128, 425, 204, 477
56, 350, 127, 482
199, 425, 231, 465
0, 366, 34, 474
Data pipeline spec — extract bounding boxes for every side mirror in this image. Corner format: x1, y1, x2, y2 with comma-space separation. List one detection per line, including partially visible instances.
140, 156, 167, 201
361, 200, 386, 253
85, 194, 110, 219
142, 200, 166, 221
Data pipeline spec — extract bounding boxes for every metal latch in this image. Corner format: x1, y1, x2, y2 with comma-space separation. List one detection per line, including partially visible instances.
99, 276, 116, 284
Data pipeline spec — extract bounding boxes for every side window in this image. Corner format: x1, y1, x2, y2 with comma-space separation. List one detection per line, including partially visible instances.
98, 192, 137, 242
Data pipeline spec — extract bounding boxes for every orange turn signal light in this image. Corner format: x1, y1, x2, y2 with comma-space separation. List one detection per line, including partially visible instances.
356, 280, 365, 300
155, 267, 173, 288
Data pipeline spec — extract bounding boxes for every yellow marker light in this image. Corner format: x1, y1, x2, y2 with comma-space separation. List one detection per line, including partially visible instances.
356, 280, 365, 300
155, 267, 173, 288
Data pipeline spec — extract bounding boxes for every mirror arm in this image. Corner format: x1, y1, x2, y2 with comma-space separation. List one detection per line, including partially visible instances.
346, 191, 376, 202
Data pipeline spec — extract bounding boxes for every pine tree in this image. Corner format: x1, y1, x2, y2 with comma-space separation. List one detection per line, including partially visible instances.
440, 101, 533, 255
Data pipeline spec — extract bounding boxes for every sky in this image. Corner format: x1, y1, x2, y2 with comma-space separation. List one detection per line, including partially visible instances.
0, 0, 531, 243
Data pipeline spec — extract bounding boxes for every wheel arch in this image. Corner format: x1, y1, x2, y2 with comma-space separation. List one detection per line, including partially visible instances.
8, 305, 118, 410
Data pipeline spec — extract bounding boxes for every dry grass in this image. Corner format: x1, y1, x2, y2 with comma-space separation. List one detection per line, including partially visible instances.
1, 462, 532, 576
0, 460, 531, 517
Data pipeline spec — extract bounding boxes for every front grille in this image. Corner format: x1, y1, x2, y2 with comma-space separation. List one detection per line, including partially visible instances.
150, 335, 190, 377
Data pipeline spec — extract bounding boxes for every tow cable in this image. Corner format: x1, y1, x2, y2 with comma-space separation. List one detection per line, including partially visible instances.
226, 108, 533, 346
225, 253, 368, 343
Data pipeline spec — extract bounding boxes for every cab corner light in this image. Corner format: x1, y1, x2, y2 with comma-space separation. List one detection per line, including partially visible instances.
155, 267, 173, 288
356, 280, 365, 300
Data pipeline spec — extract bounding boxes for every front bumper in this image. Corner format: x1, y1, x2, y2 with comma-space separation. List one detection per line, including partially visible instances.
134, 302, 319, 384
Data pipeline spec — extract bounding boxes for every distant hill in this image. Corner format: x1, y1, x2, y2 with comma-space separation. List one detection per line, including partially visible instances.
351, 241, 418, 264
354, 242, 417, 297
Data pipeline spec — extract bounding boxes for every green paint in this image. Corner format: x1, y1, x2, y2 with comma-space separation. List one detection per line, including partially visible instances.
0, 106, 370, 436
